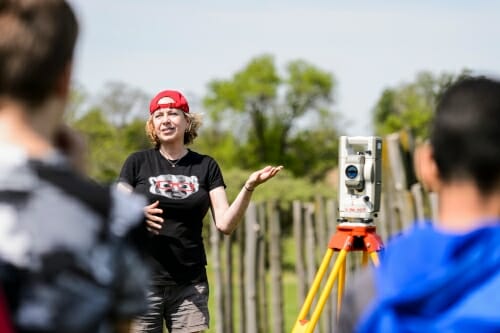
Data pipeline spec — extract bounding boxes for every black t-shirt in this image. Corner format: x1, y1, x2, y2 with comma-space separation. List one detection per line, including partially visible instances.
119, 148, 225, 284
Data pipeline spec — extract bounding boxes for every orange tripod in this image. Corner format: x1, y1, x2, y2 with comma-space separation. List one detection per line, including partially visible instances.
291, 223, 384, 333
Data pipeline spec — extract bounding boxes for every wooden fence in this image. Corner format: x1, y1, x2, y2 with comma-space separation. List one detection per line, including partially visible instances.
208, 132, 437, 333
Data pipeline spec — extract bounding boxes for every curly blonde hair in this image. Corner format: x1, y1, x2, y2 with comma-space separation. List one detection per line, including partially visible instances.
145, 111, 203, 148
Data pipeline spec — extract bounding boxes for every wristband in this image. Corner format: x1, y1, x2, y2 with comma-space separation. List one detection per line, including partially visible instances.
244, 184, 254, 192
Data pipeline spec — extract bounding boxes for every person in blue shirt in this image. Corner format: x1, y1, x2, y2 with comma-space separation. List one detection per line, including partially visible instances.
336, 76, 500, 333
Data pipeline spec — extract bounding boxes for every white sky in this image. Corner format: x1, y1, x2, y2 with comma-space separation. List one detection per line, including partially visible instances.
67, 0, 500, 135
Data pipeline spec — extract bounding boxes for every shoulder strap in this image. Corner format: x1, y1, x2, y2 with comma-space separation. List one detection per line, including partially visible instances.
29, 160, 113, 240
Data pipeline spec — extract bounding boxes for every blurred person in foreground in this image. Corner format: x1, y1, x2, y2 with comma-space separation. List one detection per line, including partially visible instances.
336, 76, 500, 333
118, 89, 283, 333
0, 1, 149, 332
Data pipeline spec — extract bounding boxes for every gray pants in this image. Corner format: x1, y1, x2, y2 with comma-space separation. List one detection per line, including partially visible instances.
132, 281, 209, 333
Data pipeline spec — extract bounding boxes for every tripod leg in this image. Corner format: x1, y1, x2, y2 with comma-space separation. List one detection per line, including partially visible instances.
369, 251, 380, 266
336, 257, 346, 318
292, 248, 335, 332
306, 248, 349, 333
362, 251, 369, 266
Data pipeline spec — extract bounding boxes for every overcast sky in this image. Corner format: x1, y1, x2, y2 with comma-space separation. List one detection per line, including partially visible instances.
67, 0, 500, 135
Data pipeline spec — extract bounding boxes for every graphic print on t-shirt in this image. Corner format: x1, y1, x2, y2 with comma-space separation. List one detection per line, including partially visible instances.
149, 174, 199, 199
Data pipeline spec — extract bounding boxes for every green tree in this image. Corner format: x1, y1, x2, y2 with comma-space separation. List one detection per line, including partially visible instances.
373, 70, 471, 139
72, 108, 124, 182
97, 81, 149, 126
65, 82, 89, 123
191, 128, 242, 168
203, 54, 340, 177
71, 81, 156, 183
121, 118, 151, 152
286, 122, 340, 181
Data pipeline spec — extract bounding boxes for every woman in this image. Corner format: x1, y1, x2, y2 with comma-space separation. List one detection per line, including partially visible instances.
118, 89, 283, 333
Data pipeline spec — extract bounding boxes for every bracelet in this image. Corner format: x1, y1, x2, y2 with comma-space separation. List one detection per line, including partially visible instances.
244, 184, 254, 192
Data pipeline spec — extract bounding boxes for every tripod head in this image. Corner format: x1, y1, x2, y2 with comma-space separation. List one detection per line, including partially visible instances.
338, 136, 382, 223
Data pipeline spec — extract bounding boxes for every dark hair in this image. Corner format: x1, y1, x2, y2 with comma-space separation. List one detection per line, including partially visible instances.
0, 0, 78, 108
431, 76, 500, 194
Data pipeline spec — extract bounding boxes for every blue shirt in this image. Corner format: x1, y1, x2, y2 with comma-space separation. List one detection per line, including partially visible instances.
357, 221, 500, 333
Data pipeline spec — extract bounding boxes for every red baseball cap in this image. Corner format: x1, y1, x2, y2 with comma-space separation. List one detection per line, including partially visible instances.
149, 90, 190, 114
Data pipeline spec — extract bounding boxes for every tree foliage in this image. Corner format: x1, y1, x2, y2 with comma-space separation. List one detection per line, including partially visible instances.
97, 81, 150, 126
69, 81, 151, 183
373, 70, 471, 139
72, 108, 122, 182
203, 54, 341, 177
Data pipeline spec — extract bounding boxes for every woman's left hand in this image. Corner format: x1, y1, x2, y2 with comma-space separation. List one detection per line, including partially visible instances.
245, 165, 284, 190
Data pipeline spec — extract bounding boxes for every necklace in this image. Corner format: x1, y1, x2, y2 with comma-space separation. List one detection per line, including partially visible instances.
159, 148, 188, 167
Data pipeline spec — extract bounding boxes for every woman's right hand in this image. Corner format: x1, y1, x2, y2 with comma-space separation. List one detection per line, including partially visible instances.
144, 200, 163, 235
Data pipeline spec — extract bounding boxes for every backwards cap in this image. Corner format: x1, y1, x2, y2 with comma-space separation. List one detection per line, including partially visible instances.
149, 90, 189, 114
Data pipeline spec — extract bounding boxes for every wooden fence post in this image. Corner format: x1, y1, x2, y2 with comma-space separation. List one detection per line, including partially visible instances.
257, 203, 269, 333
325, 199, 339, 325
244, 203, 258, 333
210, 216, 224, 333
411, 183, 426, 223
268, 200, 284, 333
304, 203, 316, 291
385, 133, 416, 231
303, 203, 319, 333
293, 200, 306, 304
237, 224, 246, 333
223, 233, 234, 333
315, 196, 333, 333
